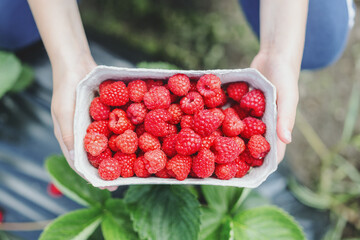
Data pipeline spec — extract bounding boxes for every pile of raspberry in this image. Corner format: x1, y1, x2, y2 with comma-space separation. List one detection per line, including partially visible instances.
83, 74, 270, 181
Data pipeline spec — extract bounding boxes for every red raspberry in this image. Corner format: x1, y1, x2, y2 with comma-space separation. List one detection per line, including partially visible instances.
167, 124, 178, 135
100, 81, 129, 106
168, 74, 191, 96
193, 110, 222, 137
209, 108, 225, 123
126, 103, 147, 125
180, 91, 204, 114
189, 81, 197, 92
143, 86, 171, 110
109, 109, 134, 134
192, 149, 215, 178
222, 108, 244, 137
87, 147, 112, 168
231, 137, 246, 153
86, 120, 111, 137
180, 115, 194, 129
146, 79, 163, 90
231, 103, 250, 120
84, 132, 108, 156
204, 88, 227, 108
162, 134, 178, 158
170, 93, 180, 103
47, 183, 63, 197
247, 135, 270, 159
99, 80, 115, 93
168, 104, 183, 124
108, 134, 119, 152
238, 149, 257, 166
226, 82, 249, 102
251, 158, 264, 167
214, 137, 242, 163
155, 168, 171, 178
201, 130, 221, 149
144, 109, 171, 137
144, 149, 167, 173
166, 155, 192, 181
215, 162, 237, 180
135, 123, 146, 136
175, 128, 201, 155
234, 157, 251, 178
114, 152, 136, 178
116, 130, 138, 154
197, 74, 221, 98
138, 133, 161, 152
128, 80, 147, 102
90, 97, 111, 121
241, 117, 266, 139
98, 158, 121, 180
134, 156, 151, 178
240, 89, 266, 117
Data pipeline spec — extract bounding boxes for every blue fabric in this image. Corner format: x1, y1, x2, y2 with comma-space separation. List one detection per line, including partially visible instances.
240, 0, 352, 70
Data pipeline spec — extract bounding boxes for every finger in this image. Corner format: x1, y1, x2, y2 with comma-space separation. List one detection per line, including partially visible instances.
99, 186, 119, 192
276, 137, 286, 163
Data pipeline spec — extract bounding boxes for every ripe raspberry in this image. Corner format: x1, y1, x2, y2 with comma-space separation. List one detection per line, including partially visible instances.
47, 183, 63, 197
168, 104, 183, 124
116, 130, 138, 154
241, 117, 266, 139
143, 86, 171, 110
226, 82, 249, 102
197, 74, 221, 98
134, 156, 151, 178
86, 120, 111, 137
215, 162, 237, 180
180, 91, 204, 114
204, 88, 227, 108
167, 124, 178, 135
98, 158, 121, 180
180, 115, 194, 129
144, 149, 167, 173
222, 108, 244, 137
109, 109, 134, 134
168, 74, 191, 96
114, 152, 136, 178
192, 149, 215, 178
87, 147, 112, 168
247, 135, 270, 159
209, 108, 225, 123
189, 169, 199, 178
100, 81, 129, 106
162, 134, 178, 158
146, 79, 163, 90
231, 103, 249, 120
166, 155, 192, 181
90, 97, 111, 121
108, 135, 119, 152
135, 123, 146, 136
84, 132, 108, 156
234, 157, 251, 178
193, 110, 222, 137
144, 109, 171, 137
128, 80, 148, 102
175, 128, 201, 155
231, 137, 246, 153
201, 130, 221, 149
238, 149, 258, 166
155, 168, 171, 178
240, 89, 266, 117
214, 137, 242, 163
251, 158, 264, 167
99, 80, 115, 93
126, 103, 147, 125
138, 133, 161, 152
170, 93, 180, 103
189, 81, 197, 92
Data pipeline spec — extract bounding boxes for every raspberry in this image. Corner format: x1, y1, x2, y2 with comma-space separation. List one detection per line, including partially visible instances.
116, 130, 138, 154
234, 157, 251, 178
247, 135, 270, 159
0, 208, 3, 223
162, 134, 178, 158
90, 97, 111, 121
135, 123, 146, 136
238, 149, 257, 166
180, 91, 204, 114
209, 108, 225, 123
214, 137, 242, 163
167, 124, 178, 135
98, 158, 121, 180
193, 110, 222, 137
166, 155, 192, 181
222, 108, 244, 137
114, 152, 136, 178
134, 156, 151, 178
84, 132, 108, 156
168, 74, 191, 96
108, 135, 119, 152
251, 158, 264, 167
99, 80, 115, 93
155, 168, 171, 178
189, 81, 197, 92
87, 147, 112, 168
109, 109, 134, 134
180, 115, 194, 129
138, 133, 161, 152
126, 103, 147, 125
146, 79, 163, 90
86, 120, 111, 137
201, 130, 221, 149
197, 74, 221, 98
204, 88, 227, 108
170, 93, 180, 103
175, 128, 201, 155
144, 109, 171, 137
241, 117, 266, 139
144, 149, 167, 173
192, 149, 215, 178
215, 162, 237, 180
231, 103, 250, 120
128, 80, 148, 102
231, 137, 246, 153
100, 81, 129, 106
168, 104, 183, 124
143, 86, 171, 110
226, 82, 249, 102
47, 183, 63, 197
240, 89, 266, 117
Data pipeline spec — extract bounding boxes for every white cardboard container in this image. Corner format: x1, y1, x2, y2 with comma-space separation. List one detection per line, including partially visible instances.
74, 66, 277, 188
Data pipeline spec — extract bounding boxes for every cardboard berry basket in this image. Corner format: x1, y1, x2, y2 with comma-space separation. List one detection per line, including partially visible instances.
74, 66, 277, 188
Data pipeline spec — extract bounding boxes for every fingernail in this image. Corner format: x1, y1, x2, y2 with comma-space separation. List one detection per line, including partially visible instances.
69, 150, 74, 161
283, 129, 292, 143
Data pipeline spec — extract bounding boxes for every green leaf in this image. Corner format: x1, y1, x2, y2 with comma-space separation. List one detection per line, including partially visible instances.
39, 207, 102, 240
0, 231, 23, 240
0, 51, 22, 98
101, 199, 138, 240
136, 61, 179, 70
10, 64, 34, 93
233, 206, 305, 240
219, 217, 234, 240
199, 209, 234, 240
45, 155, 110, 206
124, 185, 201, 240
